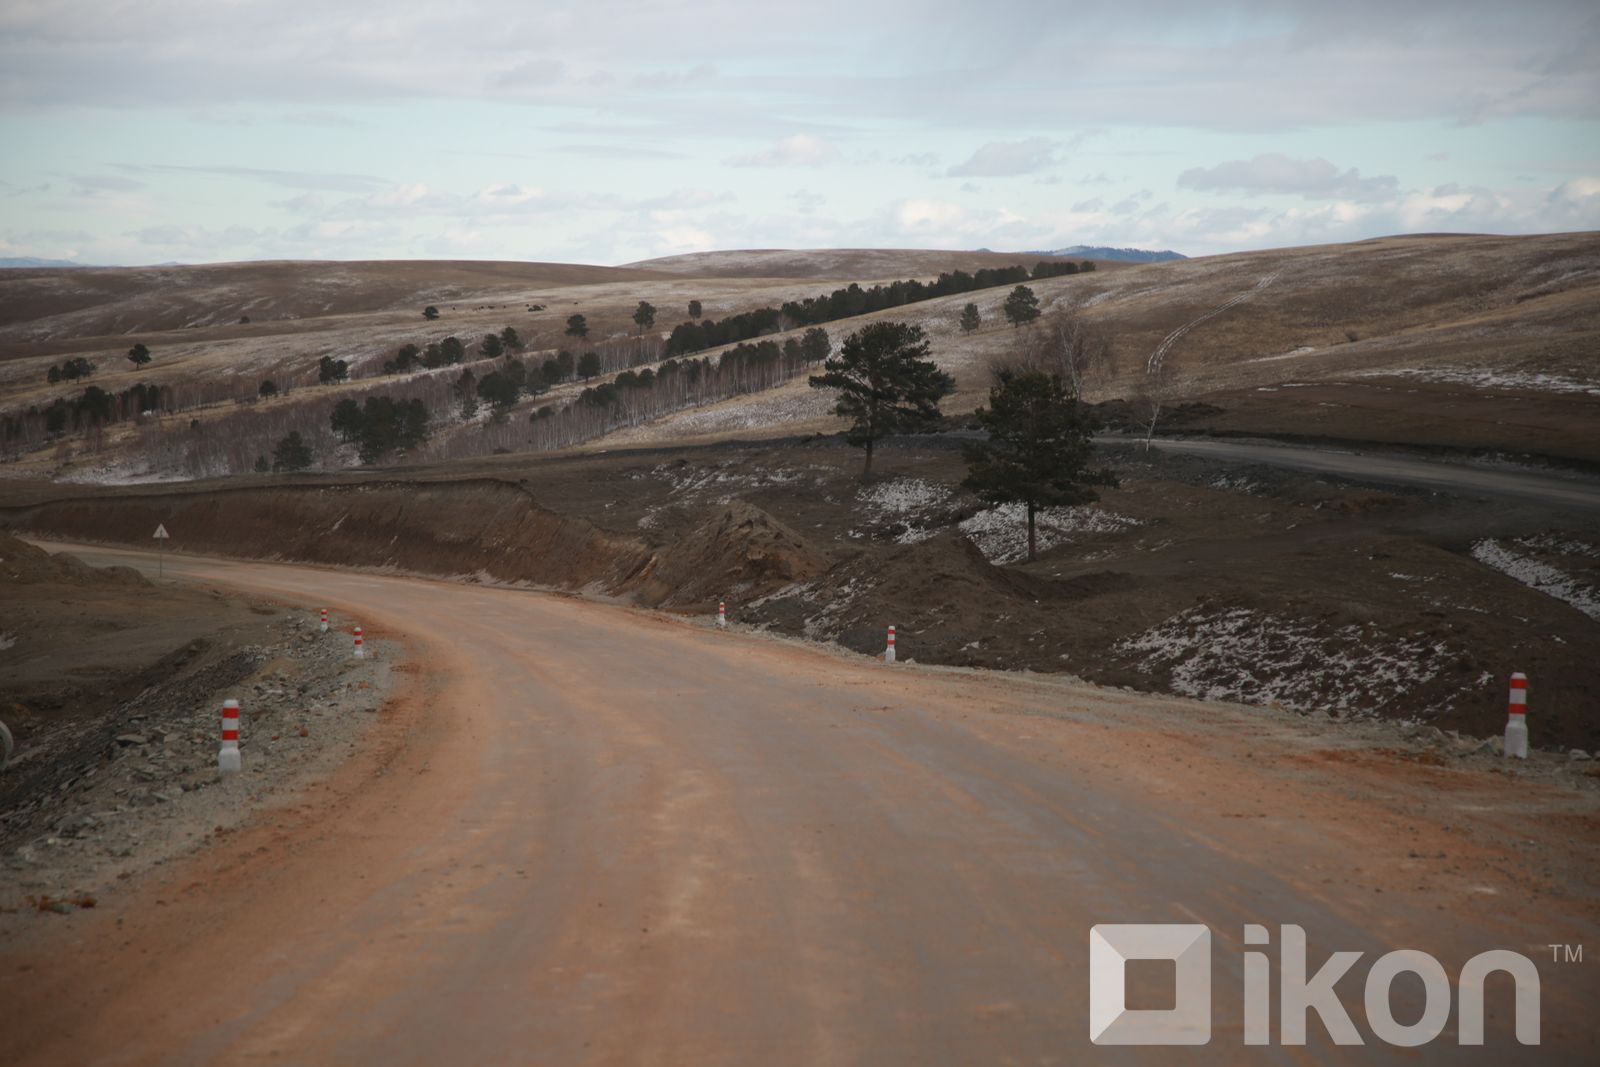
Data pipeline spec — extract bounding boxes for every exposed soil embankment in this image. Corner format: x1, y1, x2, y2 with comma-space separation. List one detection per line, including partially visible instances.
3, 479, 829, 612
632, 500, 829, 608
0, 530, 400, 916
8, 479, 656, 593
8, 440, 1598, 752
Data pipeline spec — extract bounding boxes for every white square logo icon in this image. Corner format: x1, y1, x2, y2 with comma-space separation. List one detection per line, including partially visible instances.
1090, 924, 1212, 1045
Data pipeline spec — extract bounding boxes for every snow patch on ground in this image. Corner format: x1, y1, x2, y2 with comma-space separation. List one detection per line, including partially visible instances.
638, 386, 833, 439
1358, 366, 1600, 395
1117, 607, 1452, 713
648, 461, 819, 501
1520, 534, 1600, 559
780, 575, 876, 640
1209, 473, 1262, 494
1470, 539, 1600, 621
958, 503, 1141, 565
0, 632, 15, 652
849, 478, 956, 543
1246, 345, 1319, 363
53, 458, 195, 486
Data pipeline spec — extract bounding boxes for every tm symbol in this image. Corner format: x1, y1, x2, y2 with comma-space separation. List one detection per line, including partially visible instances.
1547, 944, 1583, 964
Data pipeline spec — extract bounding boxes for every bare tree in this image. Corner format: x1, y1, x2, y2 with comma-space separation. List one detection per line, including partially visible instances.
1131, 356, 1174, 451
986, 307, 1111, 397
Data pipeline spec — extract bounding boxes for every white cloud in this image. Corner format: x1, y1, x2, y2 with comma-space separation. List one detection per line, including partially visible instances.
1178, 154, 1400, 202
120, 163, 385, 193
789, 189, 826, 215
724, 134, 840, 168
947, 138, 1060, 178
894, 198, 967, 233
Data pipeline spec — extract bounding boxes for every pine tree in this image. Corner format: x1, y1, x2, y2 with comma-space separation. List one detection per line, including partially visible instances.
330, 398, 363, 441
272, 431, 313, 472
127, 342, 151, 367
959, 303, 981, 332
318, 355, 349, 383
633, 301, 656, 333
962, 371, 1117, 562
455, 369, 478, 419
801, 327, 831, 362
1002, 285, 1040, 327
808, 321, 953, 479
476, 371, 519, 414
566, 314, 589, 340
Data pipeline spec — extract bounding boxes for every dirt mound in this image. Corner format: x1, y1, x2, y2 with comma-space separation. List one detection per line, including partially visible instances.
8, 480, 652, 592
632, 500, 829, 609
0, 531, 149, 587
747, 530, 1137, 663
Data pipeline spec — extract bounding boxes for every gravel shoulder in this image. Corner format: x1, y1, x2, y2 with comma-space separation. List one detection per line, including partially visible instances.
0, 536, 400, 938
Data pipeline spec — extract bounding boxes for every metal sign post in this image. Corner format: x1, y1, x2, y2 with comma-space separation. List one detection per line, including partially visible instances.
153, 522, 169, 577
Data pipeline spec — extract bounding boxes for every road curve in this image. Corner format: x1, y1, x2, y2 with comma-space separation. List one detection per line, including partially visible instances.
2, 546, 1596, 1064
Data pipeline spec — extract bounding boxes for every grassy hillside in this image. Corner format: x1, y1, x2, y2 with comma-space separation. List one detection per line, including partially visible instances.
2, 232, 1597, 484
608, 232, 1600, 464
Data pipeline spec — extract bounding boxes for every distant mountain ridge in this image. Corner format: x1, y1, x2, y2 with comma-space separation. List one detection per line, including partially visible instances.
0, 256, 87, 269
1032, 245, 1186, 263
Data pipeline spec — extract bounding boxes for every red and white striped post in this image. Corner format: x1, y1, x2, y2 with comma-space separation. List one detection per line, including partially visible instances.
353, 625, 365, 660
319, 607, 329, 633
717, 601, 727, 629
885, 625, 897, 664
1504, 672, 1528, 759
218, 699, 241, 775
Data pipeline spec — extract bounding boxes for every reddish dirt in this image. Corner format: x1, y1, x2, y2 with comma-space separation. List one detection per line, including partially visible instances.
0, 546, 1595, 1063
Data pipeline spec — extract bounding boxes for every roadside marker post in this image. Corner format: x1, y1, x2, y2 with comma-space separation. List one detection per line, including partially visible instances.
319, 608, 329, 633
354, 626, 365, 660
885, 625, 897, 664
1505, 672, 1528, 759
718, 601, 727, 629
152, 523, 169, 578
218, 699, 241, 775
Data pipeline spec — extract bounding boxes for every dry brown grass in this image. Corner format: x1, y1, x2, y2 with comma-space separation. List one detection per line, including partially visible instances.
4, 233, 1597, 476
621, 247, 1121, 279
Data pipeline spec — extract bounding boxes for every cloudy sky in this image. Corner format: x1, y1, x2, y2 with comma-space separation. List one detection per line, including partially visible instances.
2, 0, 1597, 265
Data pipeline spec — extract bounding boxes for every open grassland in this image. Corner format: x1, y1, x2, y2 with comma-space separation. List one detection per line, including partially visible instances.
1, 232, 1596, 485
608, 233, 1600, 464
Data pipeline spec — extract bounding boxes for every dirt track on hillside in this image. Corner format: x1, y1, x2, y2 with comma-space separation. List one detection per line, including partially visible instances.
2, 546, 1596, 1064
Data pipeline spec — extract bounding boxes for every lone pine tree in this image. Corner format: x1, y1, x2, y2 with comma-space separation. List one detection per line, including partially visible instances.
1002, 284, 1040, 327
809, 320, 952, 479
962, 371, 1117, 561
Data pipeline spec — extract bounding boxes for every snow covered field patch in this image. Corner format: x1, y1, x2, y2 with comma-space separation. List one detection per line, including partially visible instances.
958, 504, 1141, 564
850, 478, 957, 543
1471, 538, 1600, 621
1358, 366, 1600, 395
1117, 607, 1454, 713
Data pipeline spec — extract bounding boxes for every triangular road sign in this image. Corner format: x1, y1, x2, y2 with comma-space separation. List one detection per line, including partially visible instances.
153, 524, 169, 539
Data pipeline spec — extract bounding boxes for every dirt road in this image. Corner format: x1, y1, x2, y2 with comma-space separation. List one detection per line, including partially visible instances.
1118, 436, 1600, 511
3, 546, 1597, 1064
